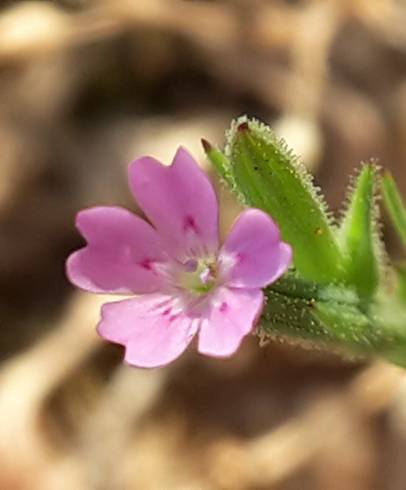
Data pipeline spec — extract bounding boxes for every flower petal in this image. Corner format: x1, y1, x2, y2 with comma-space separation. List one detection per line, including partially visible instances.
97, 294, 198, 368
128, 147, 219, 259
218, 209, 292, 288
66, 206, 167, 294
198, 287, 263, 358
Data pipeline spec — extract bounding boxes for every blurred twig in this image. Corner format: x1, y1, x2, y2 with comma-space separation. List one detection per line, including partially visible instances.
208, 361, 404, 489
0, 293, 102, 485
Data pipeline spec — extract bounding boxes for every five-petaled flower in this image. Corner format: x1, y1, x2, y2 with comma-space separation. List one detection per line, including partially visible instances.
66, 148, 292, 368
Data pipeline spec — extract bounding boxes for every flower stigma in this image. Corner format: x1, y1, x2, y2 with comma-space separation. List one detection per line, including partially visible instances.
179, 257, 218, 295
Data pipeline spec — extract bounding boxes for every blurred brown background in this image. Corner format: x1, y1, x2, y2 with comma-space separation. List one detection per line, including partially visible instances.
1, 1, 406, 489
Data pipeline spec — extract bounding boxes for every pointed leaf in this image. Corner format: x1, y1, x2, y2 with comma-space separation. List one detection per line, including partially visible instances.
338, 164, 381, 298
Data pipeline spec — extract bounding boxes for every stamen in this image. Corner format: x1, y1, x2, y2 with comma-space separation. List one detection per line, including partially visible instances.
199, 267, 211, 284
184, 258, 198, 272
178, 257, 217, 295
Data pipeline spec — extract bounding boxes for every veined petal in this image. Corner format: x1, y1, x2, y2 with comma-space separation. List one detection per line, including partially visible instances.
218, 209, 292, 288
97, 294, 198, 368
66, 206, 167, 294
128, 147, 219, 260
198, 287, 263, 357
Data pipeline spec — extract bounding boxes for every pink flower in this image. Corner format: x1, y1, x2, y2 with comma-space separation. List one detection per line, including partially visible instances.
66, 148, 292, 368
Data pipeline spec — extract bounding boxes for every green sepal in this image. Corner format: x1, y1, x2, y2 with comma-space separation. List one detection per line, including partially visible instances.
260, 288, 335, 347
262, 276, 406, 366
262, 275, 373, 352
220, 117, 344, 283
338, 164, 381, 298
382, 171, 406, 250
313, 301, 374, 350
367, 295, 406, 368
201, 139, 235, 189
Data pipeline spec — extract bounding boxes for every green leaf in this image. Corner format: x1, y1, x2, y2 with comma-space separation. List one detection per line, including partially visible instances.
382, 171, 406, 250
221, 117, 345, 283
338, 164, 381, 298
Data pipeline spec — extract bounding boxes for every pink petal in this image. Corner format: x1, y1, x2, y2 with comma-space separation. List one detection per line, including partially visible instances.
97, 294, 198, 368
198, 287, 263, 358
66, 206, 167, 294
218, 209, 292, 288
128, 147, 219, 260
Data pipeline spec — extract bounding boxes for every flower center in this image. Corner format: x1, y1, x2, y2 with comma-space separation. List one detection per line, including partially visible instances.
179, 257, 217, 295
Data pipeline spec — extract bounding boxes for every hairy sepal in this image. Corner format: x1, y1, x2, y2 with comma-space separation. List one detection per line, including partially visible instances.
223, 116, 345, 284
262, 276, 373, 352
263, 275, 406, 367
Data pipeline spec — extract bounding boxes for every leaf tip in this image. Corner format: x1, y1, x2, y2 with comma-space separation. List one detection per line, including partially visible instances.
201, 138, 212, 153
237, 121, 250, 133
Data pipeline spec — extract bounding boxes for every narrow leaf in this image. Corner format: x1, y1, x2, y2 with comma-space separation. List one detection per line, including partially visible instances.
338, 164, 380, 298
